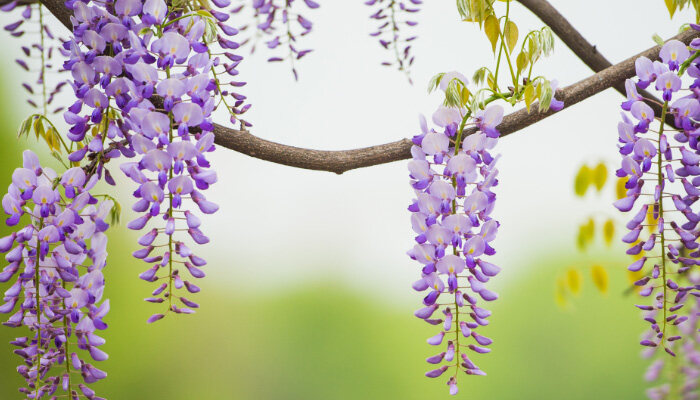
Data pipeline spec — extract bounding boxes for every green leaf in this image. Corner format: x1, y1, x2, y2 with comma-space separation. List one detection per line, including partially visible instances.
472, 67, 489, 86
456, 0, 469, 20
428, 73, 444, 93
17, 115, 33, 139
574, 165, 592, 197
539, 26, 555, 56
195, 9, 214, 18
592, 163, 608, 191
504, 20, 518, 54
484, 14, 500, 53
652, 33, 665, 46
109, 198, 121, 226
444, 81, 464, 108
537, 80, 552, 113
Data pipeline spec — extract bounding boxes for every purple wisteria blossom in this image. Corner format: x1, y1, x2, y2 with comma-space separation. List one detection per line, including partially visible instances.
0, 151, 110, 399
248, 0, 319, 79
644, 271, 700, 400
366, 0, 421, 81
61, 0, 245, 322
615, 38, 700, 397
408, 79, 502, 395
1, 2, 67, 113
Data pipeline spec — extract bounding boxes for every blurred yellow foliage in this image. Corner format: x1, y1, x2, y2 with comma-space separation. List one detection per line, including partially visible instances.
566, 268, 582, 295
603, 219, 615, 246
616, 177, 627, 200
592, 163, 607, 192
591, 265, 609, 294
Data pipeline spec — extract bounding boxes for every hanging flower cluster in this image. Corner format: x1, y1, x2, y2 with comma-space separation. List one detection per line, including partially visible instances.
366, 0, 421, 80
251, 0, 318, 79
615, 37, 700, 395
1, 2, 67, 114
0, 150, 111, 399
408, 73, 503, 395
645, 270, 700, 400
61, 0, 243, 321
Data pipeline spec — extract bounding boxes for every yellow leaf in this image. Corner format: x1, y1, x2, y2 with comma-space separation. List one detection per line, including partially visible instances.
665, 0, 676, 17
460, 87, 471, 105
574, 165, 592, 197
45, 127, 56, 151
504, 20, 519, 54
487, 72, 497, 91
592, 163, 607, 191
484, 15, 500, 53
576, 225, 586, 251
616, 177, 627, 200
577, 218, 595, 251
516, 52, 529, 75
566, 268, 582, 295
585, 218, 595, 242
603, 219, 615, 246
591, 265, 609, 294
524, 83, 534, 113
33, 117, 44, 140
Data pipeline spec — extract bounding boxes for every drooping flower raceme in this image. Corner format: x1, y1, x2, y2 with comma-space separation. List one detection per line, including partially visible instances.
408, 97, 503, 395
62, 0, 239, 321
366, 0, 421, 80
249, 0, 319, 79
0, 150, 110, 399
645, 270, 700, 400
1, 2, 67, 114
615, 37, 700, 397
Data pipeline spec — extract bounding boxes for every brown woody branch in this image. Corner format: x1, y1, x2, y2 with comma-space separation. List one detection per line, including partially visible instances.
516, 0, 673, 127
13, 0, 700, 173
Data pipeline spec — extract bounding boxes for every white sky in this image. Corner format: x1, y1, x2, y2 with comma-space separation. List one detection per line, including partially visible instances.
0, 1, 696, 302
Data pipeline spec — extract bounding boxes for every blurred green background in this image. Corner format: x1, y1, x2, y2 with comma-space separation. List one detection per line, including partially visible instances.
0, 70, 651, 399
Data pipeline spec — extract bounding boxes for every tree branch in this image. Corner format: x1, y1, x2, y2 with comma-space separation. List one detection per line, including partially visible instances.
14, 0, 700, 174
516, 0, 673, 127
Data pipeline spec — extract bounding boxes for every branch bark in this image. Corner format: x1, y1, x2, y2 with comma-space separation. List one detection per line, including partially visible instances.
516, 0, 673, 127
16, 0, 700, 173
